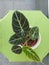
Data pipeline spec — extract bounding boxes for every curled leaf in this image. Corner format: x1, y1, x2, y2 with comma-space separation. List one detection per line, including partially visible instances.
12, 45, 22, 54
29, 27, 39, 40
23, 46, 40, 61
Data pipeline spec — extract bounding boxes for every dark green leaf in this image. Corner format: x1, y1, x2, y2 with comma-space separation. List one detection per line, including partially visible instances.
12, 45, 22, 54
12, 11, 30, 37
23, 46, 40, 61
9, 34, 23, 45
29, 27, 39, 40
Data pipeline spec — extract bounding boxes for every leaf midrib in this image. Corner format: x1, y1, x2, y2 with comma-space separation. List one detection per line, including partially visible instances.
13, 47, 20, 51
10, 37, 22, 42
15, 12, 24, 33
32, 28, 37, 37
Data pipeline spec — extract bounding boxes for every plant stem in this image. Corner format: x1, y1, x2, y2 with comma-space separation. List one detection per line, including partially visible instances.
22, 38, 30, 46
41, 61, 46, 65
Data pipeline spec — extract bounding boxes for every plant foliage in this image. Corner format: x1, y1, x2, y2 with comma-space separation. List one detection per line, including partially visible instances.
9, 11, 40, 61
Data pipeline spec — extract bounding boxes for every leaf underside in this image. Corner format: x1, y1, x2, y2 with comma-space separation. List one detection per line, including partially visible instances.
23, 46, 40, 62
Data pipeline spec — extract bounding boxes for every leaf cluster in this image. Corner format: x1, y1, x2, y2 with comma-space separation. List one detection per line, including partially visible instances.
9, 11, 40, 61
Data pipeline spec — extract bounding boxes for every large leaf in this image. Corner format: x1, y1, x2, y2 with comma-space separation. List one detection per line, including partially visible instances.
9, 34, 24, 45
12, 11, 30, 37
12, 45, 22, 54
23, 46, 40, 61
29, 27, 39, 40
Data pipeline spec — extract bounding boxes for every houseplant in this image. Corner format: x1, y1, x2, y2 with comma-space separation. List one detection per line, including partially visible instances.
9, 11, 46, 65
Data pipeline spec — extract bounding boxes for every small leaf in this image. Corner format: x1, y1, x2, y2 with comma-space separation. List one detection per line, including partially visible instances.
29, 27, 39, 40
23, 46, 40, 61
9, 34, 23, 45
12, 45, 22, 54
12, 11, 30, 37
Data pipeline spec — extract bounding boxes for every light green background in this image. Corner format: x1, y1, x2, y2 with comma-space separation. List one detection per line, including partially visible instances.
0, 11, 49, 62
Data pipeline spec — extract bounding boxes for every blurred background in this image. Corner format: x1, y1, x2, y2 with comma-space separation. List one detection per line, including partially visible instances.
0, 0, 49, 65
0, 0, 48, 18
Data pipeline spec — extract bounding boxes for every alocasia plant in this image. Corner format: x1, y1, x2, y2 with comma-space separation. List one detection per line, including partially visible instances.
9, 11, 40, 62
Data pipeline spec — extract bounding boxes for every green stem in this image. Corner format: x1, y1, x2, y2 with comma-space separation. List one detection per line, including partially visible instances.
22, 38, 30, 46
41, 61, 46, 65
